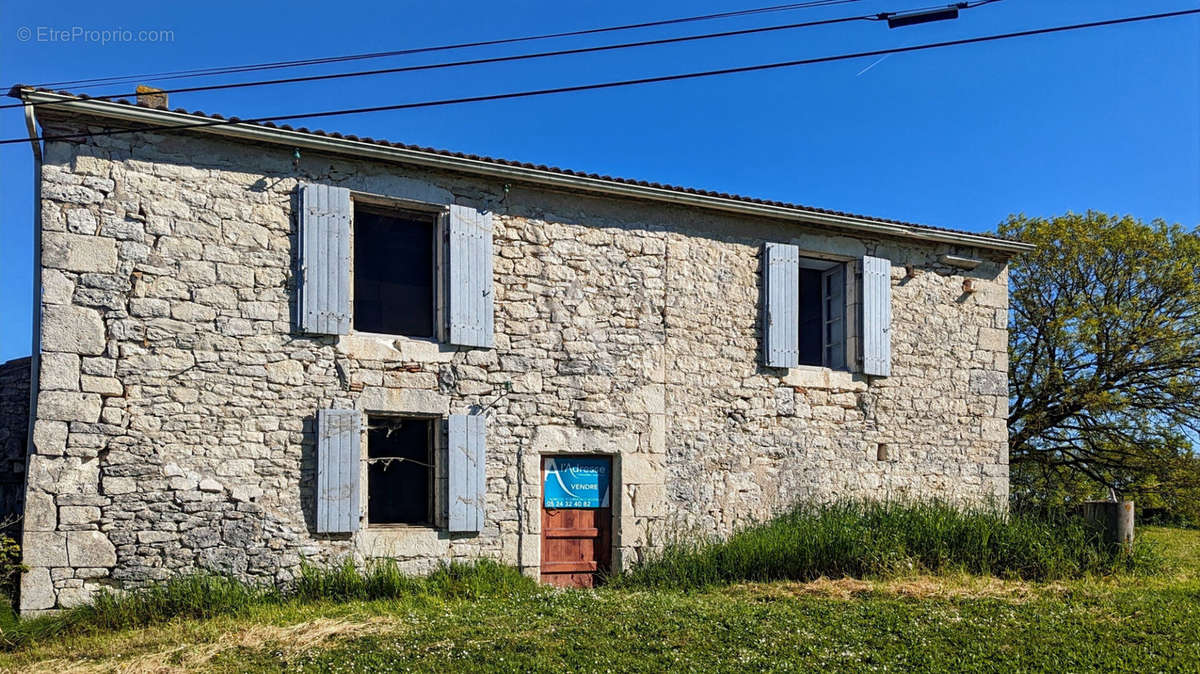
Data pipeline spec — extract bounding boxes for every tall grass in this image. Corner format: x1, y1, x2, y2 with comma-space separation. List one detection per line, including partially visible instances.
611, 500, 1162, 589
0, 559, 536, 650
0, 501, 1167, 649
292, 557, 537, 603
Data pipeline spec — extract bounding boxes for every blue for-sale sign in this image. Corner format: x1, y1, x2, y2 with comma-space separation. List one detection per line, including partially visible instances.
543, 457, 611, 508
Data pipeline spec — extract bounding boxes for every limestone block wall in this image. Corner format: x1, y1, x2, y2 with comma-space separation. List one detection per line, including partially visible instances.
19, 113, 1009, 612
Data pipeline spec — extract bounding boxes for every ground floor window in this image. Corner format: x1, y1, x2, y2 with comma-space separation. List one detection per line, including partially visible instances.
366, 416, 434, 525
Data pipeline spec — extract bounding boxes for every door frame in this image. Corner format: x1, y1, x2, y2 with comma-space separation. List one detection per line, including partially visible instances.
537, 454, 618, 586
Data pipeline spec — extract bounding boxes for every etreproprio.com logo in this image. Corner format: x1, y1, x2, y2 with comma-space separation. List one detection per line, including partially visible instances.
17, 26, 175, 45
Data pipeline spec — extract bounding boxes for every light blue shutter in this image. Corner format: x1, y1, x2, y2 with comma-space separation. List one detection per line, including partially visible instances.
448, 205, 494, 348
448, 413, 486, 533
297, 183, 352, 335
763, 243, 800, 368
823, 264, 845, 369
316, 408, 361, 534
862, 255, 892, 376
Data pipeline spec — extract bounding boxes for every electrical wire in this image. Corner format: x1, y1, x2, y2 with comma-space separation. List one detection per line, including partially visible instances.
3, 14, 876, 111
6, 8, 1194, 147
32, 0, 865, 89
0, 0, 1003, 113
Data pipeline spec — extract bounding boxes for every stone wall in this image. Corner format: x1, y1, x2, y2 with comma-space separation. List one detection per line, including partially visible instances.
19, 113, 1009, 612
0, 357, 30, 527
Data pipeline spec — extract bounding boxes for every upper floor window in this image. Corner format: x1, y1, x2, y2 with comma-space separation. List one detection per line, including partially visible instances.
763, 243, 891, 376
797, 257, 845, 369
353, 205, 437, 338
763, 243, 857, 372
297, 183, 493, 348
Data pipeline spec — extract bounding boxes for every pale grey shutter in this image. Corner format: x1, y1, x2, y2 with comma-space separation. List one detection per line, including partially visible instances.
823, 264, 845, 369
316, 408, 361, 533
297, 183, 352, 335
448, 413, 486, 533
448, 205, 494, 348
862, 255, 892, 376
763, 242, 800, 368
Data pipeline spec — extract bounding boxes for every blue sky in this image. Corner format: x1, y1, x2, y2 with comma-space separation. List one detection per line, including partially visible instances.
1, 0, 1197, 361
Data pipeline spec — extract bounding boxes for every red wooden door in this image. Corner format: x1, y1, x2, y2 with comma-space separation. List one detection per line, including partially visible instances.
540, 458, 612, 588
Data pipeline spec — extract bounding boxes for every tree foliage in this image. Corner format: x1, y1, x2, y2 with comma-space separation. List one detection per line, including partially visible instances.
1003, 212, 1200, 520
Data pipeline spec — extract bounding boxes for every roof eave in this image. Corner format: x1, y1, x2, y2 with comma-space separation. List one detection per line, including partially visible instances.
16, 88, 1034, 254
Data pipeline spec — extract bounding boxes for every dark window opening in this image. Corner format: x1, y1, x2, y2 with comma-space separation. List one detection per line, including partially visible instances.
354, 206, 436, 337
367, 416, 433, 525
798, 258, 847, 369
798, 267, 823, 366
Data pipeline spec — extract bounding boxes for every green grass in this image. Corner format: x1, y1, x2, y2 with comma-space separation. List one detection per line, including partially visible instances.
0, 515, 1194, 673
2, 557, 1197, 673
1146, 522, 1200, 578
0, 559, 536, 651
612, 500, 1161, 589
249, 583, 1200, 673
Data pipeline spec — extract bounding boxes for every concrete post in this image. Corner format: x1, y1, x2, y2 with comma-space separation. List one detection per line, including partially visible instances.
1078, 500, 1135, 547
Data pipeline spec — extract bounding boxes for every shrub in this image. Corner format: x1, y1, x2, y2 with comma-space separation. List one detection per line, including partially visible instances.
0, 526, 27, 643
610, 500, 1163, 590
0, 532, 24, 601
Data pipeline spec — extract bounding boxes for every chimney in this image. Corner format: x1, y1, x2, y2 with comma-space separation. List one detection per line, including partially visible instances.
135, 85, 168, 110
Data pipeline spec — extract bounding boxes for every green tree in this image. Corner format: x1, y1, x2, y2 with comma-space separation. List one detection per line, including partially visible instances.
1002, 212, 1200, 520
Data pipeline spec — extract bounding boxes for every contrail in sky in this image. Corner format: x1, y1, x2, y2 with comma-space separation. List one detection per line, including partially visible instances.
856, 54, 890, 77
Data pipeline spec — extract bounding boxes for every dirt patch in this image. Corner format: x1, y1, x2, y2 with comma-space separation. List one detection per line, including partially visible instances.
20, 616, 399, 674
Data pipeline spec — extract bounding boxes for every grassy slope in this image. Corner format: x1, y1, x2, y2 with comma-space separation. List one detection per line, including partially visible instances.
2, 526, 1197, 674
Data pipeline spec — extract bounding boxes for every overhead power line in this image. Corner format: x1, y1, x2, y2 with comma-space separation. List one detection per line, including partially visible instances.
33, 0, 865, 89
6, 8, 1196, 147
0, 0, 1002, 113
1, 15, 873, 111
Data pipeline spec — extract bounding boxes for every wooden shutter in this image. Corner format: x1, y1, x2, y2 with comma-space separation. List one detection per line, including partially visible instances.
448, 413, 486, 533
316, 408, 361, 533
297, 183, 352, 335
763, 242, 800, 368
862, 255, 892, 377
823, 264, 845, 369
448, 205, 494, 348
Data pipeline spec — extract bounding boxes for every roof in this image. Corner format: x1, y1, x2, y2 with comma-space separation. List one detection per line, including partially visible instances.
10, 86, 1032, 254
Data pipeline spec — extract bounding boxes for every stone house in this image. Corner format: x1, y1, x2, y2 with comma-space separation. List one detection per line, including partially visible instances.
4, 87, 1030, 613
